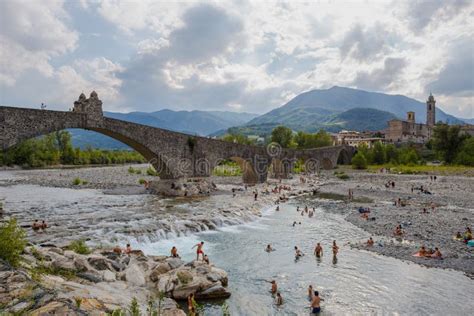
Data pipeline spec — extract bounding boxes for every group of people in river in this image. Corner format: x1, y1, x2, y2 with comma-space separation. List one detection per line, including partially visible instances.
31, 219, 48, 231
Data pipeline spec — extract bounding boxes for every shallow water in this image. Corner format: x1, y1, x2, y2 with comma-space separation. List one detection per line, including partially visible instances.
1, 182, 473, 315
140, 203, 474, 316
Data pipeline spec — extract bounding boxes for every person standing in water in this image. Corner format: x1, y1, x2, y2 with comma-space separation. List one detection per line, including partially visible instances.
314, 243, 323, 257
310, 291, 321, 314
308, 285, 314, 300
332, 240, 339, 257
187, 293, 197, 315
192, 241, 205, 261
275, 292, 283, 306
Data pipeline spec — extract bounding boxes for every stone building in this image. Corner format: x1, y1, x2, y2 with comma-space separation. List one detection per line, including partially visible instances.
385, 93, 436, 143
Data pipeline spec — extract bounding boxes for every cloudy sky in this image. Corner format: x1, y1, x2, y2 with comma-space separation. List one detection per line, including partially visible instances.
0, 0, 472, 118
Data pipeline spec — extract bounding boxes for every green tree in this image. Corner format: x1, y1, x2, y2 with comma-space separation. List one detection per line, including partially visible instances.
222, 133, 255, 145
352, 152, 368, 169
454, 137, 474, 166
385, 144, 398, 164
0, 218, 27, 267
372, 141, 386, 164
271, 126, 294, 148
432, 124, 468, 163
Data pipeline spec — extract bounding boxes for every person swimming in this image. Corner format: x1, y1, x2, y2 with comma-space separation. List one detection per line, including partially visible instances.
32, 219, 41, 231
310, 290, 321, 314
265, 244, 275, 252
295, 246, 304, 259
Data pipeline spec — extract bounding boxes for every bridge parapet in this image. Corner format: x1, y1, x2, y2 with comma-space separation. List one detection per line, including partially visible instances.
72, 91, 103, 126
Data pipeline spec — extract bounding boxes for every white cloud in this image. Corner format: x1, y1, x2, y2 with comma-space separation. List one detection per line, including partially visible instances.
0, 0, 78, 85
1, 0, 473, 117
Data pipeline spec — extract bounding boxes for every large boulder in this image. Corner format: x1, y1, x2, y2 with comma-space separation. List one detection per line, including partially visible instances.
156, 274, 177, 293
103, 270, 116, 282
88, 256, 110, 271
73, 257, 89, 272
51, 257, 76, 271
195, 282, 231, 299
166, 258, 184, 270
149, 263, 171, 282
125, 264, 146, 286
176, 270, 193, 284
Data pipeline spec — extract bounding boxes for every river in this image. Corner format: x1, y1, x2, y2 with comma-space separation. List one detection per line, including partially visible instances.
1, 180, 473, 315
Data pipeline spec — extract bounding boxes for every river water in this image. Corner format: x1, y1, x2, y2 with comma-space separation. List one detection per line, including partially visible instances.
1, 180, 473, 315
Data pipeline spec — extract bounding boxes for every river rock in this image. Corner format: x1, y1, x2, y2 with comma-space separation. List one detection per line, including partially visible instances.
103, 270, 116, 282
52, 256, 76, 271
77, 272, 102, 283
63, 250, 76, 259
110, 260, 126, 272
195, 282, 231, 299
166, 258, 184, 269
157, 274, 177, 293
88, 256, 110, 271
172, 281, 202, 300
29, 301, 73, 316
125, 264, 146, 286
150, 263, 171, 282
73, 257, 89, 272
176, 270, 193, 284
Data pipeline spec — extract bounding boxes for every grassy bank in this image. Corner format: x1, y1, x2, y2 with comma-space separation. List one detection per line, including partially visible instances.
366, 164, 474, 176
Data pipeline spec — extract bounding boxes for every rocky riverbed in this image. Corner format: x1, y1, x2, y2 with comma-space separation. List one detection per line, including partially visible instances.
313, 168, 474, 277
1, 244, 230, 315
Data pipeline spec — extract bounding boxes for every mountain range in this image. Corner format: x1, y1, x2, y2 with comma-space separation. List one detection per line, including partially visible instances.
69, 86, 471, 148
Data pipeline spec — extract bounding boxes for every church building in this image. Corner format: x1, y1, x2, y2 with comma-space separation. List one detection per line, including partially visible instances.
385, 93, 436, 143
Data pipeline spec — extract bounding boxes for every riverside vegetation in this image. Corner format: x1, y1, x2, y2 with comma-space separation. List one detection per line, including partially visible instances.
0, 130, 145, 168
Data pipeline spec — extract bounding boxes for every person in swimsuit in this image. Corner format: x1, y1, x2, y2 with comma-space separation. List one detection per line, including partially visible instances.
203, 254, 210, 264
270, 280, 278, 294
295, 246, 303, 258
124, 243, 132, 254
332, 241, 339, 257
418, 245, 427, 257
311, 290, 321, 314
32, 219, 41, 231
40, 220, 48, 230
308, 285, 314, 300
431, 247, 442, 258
171, 246, 180, 258
265, 244, 274, 252
187, 293, 197, 315
367, 237, 374, 246
192, 241, 205, 261
314, 243, 323, 257
275, 292, 283, 306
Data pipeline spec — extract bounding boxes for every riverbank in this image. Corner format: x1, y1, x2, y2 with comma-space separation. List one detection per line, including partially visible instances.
1, 243, 230, 315
0, 166, 320, 247
315, 167, 474, 277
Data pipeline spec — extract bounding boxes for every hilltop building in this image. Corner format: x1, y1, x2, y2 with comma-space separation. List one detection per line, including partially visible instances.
385, 93, 436, 143
334, 130, 384, 148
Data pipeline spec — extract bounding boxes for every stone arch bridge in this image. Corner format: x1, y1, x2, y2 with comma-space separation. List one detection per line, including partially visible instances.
0, 92, 354, 184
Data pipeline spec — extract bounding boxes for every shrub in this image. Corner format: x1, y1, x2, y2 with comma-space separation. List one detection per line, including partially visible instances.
352, 152, 368, 169
67, 239, 91, 255
0, 218, 27, 267
129, 298, 140, 316
72, 177, 82, 185
138, 178, 146, 185
337, 173, 350, 180
128, 166, 135, 174
146, 166, 159, 176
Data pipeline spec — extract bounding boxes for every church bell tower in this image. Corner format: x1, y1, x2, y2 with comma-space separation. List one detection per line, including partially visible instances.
426, 93, 436, 126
